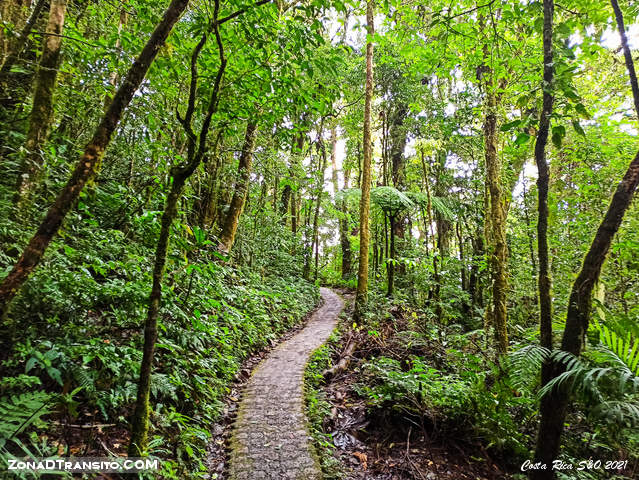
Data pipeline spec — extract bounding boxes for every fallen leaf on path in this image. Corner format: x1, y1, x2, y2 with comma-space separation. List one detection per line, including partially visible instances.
353, 451, 367, 469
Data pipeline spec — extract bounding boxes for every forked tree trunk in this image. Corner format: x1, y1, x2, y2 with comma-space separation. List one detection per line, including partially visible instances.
14, 0, 68, 206
0, 0, 192, 324
218, 121, 258, 255
532, 2, 639, 476
354, 0, 374, 319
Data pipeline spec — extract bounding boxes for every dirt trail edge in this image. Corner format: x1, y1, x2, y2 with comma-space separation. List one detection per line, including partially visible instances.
228, 287, 344, 480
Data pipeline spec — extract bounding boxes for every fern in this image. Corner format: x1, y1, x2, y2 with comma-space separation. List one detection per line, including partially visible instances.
508, 344, 550, 393
0, 391, 52, 448
593, 320, 639, 376
537, 347, 639, 427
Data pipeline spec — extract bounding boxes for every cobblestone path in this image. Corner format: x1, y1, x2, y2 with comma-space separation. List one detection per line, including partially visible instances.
228, 287, 344, 480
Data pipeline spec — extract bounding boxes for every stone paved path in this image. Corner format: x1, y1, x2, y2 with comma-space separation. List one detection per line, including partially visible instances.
229, 287, 344, 480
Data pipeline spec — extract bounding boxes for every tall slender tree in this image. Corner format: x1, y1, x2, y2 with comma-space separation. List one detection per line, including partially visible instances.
354, 0, 374, 319
218, 121, 259, 255
130, 0, 228, 454
535, 0, 554, 378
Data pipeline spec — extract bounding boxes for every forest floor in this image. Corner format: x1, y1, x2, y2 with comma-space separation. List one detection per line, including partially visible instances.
315, 291, 513, 480
212, 287, 344, 480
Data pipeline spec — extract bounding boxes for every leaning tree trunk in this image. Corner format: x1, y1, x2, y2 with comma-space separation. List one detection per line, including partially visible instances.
354, 0, 374, 319
532, 2, 639, 476
14, 0, 67, 207
218, 121, 258, 255
0, 0, 192, 324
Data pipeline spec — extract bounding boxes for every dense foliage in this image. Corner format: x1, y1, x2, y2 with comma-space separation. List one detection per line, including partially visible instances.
1, 0, 639, 478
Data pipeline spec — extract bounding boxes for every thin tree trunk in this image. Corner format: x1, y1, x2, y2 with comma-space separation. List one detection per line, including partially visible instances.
0, 0, 47, 88
532, 2, 639, 475
217, 121, 258, 255
534, 0, 554, 384
280, 132, 304, 224
387, 214, 395, 296
341, 167, 351, 278
354, 0, 374, 319
14, 0, 68, 206
0, 0, 192, 323
103, 6, 129, 111
311, 134, 327, 280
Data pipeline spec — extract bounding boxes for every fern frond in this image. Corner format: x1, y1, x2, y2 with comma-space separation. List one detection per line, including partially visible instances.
508, 345, 550, 393
0, 391, 52, 446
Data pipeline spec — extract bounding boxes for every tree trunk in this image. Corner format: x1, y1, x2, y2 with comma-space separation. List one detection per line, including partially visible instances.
129, 174, 184, 455
103, 6, 129, 111
130, 0, 229, 454
354, 0, 374, 319
280, 131, 304, 225
484, 98, 508, 354
0, 0, 47, 88
218, 121, 258, 255
532, 3, 639, 475
390, 104, 408, 240
340, 167, 351, 278
534, 0, 554, 368
387, 214, 395, 296
0, 0, 192, 323
14, 0, 67, 206
483, 70, 508, 354
311, 134, 327, 280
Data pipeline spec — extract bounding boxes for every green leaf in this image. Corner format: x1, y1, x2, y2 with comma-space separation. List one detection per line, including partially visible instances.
501, 120, 521, 132
572, 120, 586, 136
575, 103, 591, 119
551, 125, 565, 149
514, 132, 531, 146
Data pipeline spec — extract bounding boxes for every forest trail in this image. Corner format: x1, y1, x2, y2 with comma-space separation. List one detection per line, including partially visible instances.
228, 287, 344, 480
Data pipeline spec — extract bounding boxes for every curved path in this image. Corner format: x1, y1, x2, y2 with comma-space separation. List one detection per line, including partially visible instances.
229, 287, 344, 480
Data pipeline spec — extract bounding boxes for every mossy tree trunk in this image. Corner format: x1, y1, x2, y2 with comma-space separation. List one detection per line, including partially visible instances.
217, 121, 258, 255
14, 0, 67, 207
354, 0, 374, 319
534, 0, 554, 383
0, 0, 47, 88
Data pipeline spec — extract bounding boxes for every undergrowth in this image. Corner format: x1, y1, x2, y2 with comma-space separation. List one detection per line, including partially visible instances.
0, 185, 320, 479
